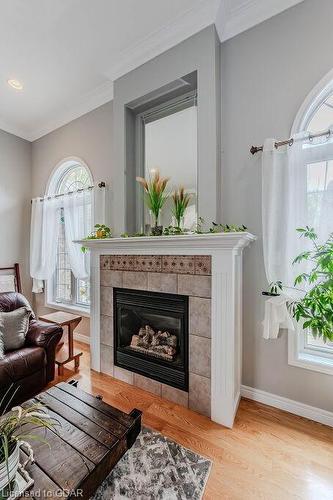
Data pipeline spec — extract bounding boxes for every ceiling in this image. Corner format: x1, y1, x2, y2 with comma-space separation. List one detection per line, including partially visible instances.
0, 0, 303, 141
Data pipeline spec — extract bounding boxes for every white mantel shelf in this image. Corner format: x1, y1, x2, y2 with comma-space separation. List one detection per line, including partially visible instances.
77, 232, 256, 250
83, 231, 256, 429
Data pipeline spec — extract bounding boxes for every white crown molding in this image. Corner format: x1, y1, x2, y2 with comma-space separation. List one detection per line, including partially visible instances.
216, 0, 305, 42
28, 0, 220, 142
28, 80, 114, 141
6, 0, 306, 141
106, 0, 221, 82
241, 385, 333, 427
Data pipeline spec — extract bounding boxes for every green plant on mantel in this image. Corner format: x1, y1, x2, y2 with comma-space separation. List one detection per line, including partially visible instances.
269, 227, 333, 342
81, 223, 112, 253
120, 218, 248, 238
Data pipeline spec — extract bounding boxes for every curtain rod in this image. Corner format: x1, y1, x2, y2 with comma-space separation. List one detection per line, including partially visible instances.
32, 181, 106, 203
250, 128, 332, 155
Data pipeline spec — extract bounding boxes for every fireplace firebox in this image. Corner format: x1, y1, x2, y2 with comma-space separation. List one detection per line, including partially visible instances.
113, 288, 189, 390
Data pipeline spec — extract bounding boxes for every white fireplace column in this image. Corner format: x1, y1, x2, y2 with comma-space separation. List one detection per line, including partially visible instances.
79, 233, 255, 428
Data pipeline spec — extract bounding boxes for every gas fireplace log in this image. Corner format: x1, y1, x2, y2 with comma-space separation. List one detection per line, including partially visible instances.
130, 324, 178, 361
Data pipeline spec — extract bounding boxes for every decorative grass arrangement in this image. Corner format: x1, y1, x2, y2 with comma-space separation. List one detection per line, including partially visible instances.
172, 187, 192, 229
136, 170, 170, 233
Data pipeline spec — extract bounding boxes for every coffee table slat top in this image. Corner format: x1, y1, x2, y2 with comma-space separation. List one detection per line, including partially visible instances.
23, 382, 142, 499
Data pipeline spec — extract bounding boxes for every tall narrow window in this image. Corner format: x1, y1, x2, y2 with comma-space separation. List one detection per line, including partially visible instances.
47, 160, 92, 312
287, 78, 333, 374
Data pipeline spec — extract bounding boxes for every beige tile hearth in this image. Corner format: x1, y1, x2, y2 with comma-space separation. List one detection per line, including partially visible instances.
178, 274, 211, 298
162, 255, 195, 274
147, 272, 178, 293
194, 255, 212, 275
100, 314, 113, 346
100, 270, 123, 288
100, 255, 111, 269
189, 297, 211, 337
161, 384, 189, 407
189, 335, 211, 378
100, 286, 113, 316
100, 343, 113, 376
189, 373, 211, 417
114, 366, 134, 384
123, 271, 148, 290
133, 373, 162, 396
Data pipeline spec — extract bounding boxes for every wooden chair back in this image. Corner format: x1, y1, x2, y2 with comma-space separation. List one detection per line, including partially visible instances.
0, 263, 22, 293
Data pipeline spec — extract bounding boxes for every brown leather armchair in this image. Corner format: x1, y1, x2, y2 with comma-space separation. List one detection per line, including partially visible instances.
0, 292, 63, 408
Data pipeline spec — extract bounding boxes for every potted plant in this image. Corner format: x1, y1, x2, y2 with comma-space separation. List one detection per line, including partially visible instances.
136, 170, 169, 236
0, 388, 58, 496
94, 224, 112, 239
172, 187, 192, 230
270, 227, 333, 341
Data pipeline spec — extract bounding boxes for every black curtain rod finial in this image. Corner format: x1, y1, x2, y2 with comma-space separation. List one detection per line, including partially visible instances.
98, 181, 106, 188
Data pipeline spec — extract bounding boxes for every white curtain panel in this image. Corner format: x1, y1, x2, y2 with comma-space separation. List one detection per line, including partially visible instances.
262, 131, 333, 339
63, 189, 93, 279
30, 197, 61, 289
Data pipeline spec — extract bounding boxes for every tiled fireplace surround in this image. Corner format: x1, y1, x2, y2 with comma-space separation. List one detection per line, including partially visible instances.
100, 254, 212, 416
82, 233, 255, 427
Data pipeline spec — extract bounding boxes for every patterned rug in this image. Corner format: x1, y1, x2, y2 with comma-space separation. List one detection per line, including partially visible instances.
92, 427, 212, 500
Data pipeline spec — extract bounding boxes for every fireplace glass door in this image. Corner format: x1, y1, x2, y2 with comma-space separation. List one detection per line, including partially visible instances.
114, 288, 188, 390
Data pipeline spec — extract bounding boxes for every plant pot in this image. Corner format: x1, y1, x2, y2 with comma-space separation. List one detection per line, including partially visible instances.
151, 225, 163, 236
96, 230, 105, 238
0, 441, 19, 492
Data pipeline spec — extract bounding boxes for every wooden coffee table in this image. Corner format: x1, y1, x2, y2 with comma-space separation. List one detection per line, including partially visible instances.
20, 382, 142, 499
39, 311, 83, 375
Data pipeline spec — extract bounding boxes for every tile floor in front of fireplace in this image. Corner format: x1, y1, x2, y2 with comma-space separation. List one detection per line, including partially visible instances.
51, 341, 333, 500
99, 265, 212, 416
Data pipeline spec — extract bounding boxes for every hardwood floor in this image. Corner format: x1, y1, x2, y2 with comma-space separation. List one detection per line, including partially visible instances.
52, 341, 333, 500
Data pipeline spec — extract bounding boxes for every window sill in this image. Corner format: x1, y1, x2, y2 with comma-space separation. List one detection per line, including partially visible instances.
45, 301, 90, 318
288, 329, 333, 376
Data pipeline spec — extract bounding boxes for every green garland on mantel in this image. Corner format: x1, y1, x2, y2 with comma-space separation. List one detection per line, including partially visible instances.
120, 218, 248, 238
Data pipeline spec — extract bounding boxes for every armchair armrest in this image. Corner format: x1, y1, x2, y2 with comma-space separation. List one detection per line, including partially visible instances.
25, 320, 63, 382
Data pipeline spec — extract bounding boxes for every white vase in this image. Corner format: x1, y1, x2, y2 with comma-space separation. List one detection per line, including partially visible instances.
0, 442, 20, 491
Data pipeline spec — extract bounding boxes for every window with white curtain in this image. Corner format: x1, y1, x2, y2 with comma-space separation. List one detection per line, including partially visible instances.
298, 95, 333, 366
287, 81, 333, 374
47, 160, 92, 312
261, 73, 333, 375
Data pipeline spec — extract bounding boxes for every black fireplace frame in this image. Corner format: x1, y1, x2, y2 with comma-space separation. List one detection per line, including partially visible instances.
113, 287, 189, 391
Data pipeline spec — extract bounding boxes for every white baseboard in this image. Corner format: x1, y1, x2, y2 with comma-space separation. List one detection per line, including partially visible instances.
73, 332, 90, 345
240, 385, 333, 428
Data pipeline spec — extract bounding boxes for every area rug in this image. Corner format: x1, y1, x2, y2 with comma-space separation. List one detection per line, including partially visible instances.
92, 427, 212, 500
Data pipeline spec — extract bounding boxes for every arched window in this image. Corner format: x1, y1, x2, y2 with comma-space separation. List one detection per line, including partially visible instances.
47, 159, 92, 312
289, 74, 333, 374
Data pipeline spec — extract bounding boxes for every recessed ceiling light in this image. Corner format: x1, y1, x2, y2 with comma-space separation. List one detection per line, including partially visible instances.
7, 79, 23, 90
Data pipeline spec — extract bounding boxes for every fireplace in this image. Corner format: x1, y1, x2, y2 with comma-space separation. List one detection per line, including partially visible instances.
113, 288, 189, 391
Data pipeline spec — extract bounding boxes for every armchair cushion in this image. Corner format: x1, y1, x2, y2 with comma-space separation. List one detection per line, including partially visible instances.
0, 306, 32, 355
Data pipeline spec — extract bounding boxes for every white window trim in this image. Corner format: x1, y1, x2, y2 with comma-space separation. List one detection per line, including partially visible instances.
288, 327, 333, 376
288, 68, 333, 375
45, 156, 93, 315
45, 279, 90, 318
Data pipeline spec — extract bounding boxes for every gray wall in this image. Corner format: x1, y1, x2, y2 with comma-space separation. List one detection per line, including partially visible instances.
32, 101, 113, 197
31, 101, 114, 337
0, 130, 31, 298
221, 0, 333, 411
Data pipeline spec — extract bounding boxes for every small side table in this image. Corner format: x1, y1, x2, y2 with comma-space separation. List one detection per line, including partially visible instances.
39, 311, 83, 376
